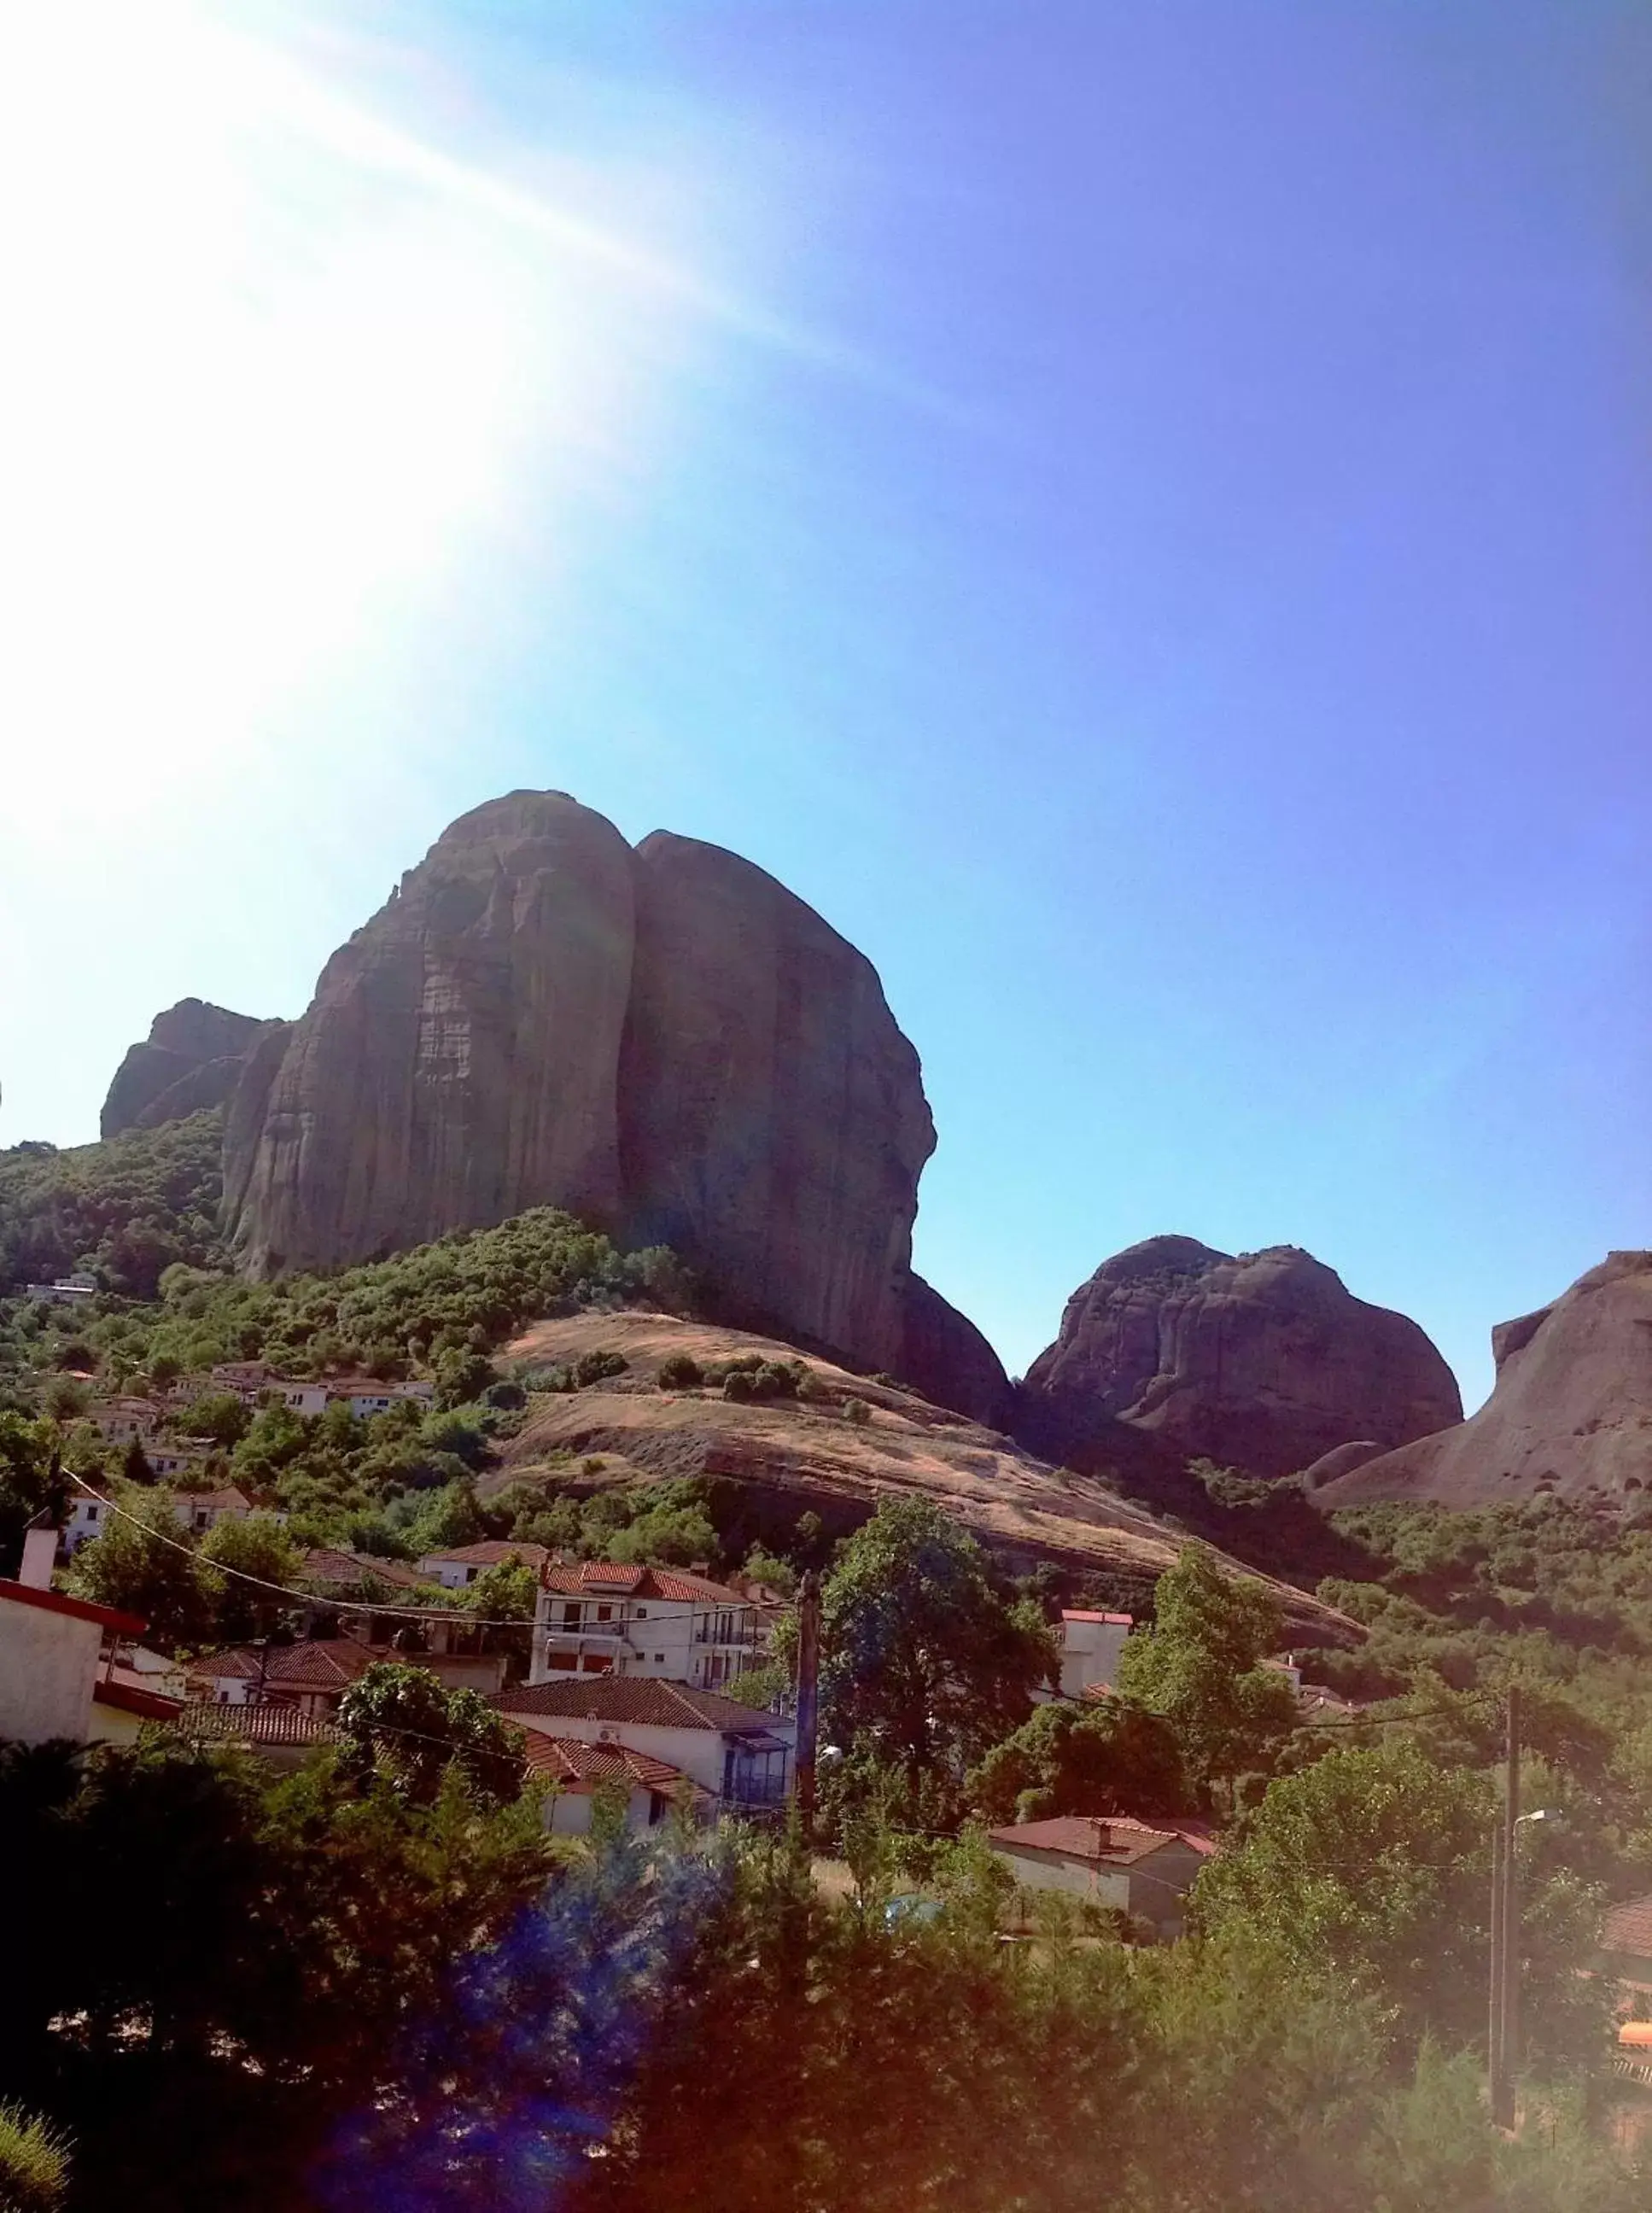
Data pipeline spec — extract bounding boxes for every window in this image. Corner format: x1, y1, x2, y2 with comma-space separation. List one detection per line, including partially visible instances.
655, 1654, 665, 1664
548, 1652, 578, 1672
634, 1606, 647, 1619
561, 1603, 580, 1626
596, 1604, 613, 1622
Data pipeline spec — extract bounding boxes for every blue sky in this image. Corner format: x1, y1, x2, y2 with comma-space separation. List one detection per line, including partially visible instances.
2, 0, 1648, 1408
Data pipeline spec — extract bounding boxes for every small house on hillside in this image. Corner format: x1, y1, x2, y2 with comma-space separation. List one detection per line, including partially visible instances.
420, 1539, 550, 1590
519, 1731, 698, 1836
531, 1561, 766, 1690
1048, 1610, 1134, 1700
988, 1815, 1216, 1938
497, 1676, 793, 1819
170, 1487, 253, 1536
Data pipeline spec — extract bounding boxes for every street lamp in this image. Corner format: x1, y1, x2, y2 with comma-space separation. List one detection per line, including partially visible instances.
1488, 1690, 1556, 2129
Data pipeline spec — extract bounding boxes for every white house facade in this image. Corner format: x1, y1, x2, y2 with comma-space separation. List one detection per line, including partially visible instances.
497, 1677, 794, 1818
529, 1562, 766, 1690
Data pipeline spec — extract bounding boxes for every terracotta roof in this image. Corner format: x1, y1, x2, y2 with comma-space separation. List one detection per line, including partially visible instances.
190, 1650, 264, 1681
518, 1731, 689, 1795
423, 1541, 550, 1569
1061, 1610, 1134, 1626
0, 1578, 146, 1636
299, 1548, 430, 1591
989, 1815, 1217, 1866
178, 1702, 341, 1748
171, 1488, 252, 1513
497, 1677, 785, 1734
195, 1639, 381, 1692
540, 1562, 745, 1605
1603, 1897, 1652, 1961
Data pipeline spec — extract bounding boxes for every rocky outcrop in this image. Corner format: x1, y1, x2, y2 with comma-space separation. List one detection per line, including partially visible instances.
900, 1273, 1013, 1429
227, 792, 636, 1277
221, 791, 998, 1404
1317, 1252, 1652, 1507
1019, 1235, 1463, 1480
616, 831, 935, 1376
102, 1000, 283, 1139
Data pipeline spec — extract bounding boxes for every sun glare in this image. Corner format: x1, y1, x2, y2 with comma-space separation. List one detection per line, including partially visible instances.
0, 1, 692, 834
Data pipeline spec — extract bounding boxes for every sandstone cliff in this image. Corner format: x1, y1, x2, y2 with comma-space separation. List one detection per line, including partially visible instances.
219, 791, 1007, 1417
102, 999, 283, 1139
1019, 1235, 1462, 1480
1316, 1251, 1652, 1507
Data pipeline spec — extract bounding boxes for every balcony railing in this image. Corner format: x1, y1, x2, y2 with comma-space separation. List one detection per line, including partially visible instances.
693, 1625, 762, 1647
545, 1620, 627, 1639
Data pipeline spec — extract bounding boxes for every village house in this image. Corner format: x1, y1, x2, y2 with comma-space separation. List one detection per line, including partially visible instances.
0, 1542, 148, 1744
420, 1539, 551, 1590
530, 1561, 767, 1690
519, 1731, 697, 1836
1044, 1609, 1135, 1700
170, 1486, 254, 1536
496, 1676, 795, 1819
89, 1396, 163, 1444
26, 1273, 97, 1306
205, 1365, 434, 1420
63, 1491, 114, 1554
987, 1815, 1216, 1938
147, 1443, 213, 1480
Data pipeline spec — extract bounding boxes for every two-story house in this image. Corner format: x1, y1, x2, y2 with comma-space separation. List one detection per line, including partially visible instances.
420, 1539, 550, 1590
530, 1561, 767, 1690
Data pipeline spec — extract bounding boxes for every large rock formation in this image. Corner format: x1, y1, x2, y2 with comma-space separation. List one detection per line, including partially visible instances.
1316, 1251, 1652, 1507
219, 791, 1010, 1418
1019, 1235, 1462, 1480
228, 793, 637, 1277
102, 1000, 284, 1138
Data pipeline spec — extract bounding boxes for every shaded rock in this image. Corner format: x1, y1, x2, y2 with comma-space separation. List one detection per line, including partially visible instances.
899, 1273, 1013, 1428
1320, 1252, 1652, 1507
1299, 1439, 1388, 1489
1020, 1235, 1463, 1480
227, 792, 636, 1276
102, 1000, 283, 1138
616, 831, 935, 1377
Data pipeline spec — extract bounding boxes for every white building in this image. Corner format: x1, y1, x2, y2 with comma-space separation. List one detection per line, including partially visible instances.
147, 1445, 212, 1480
530, 1562, 767, 1691
987, 1815, 1215, 1938
26, 1274, 97, 1306
169, 1487, 254, 1536
63, 1492, 114, 1554
420, 1539, 550, 1591
330, 1378, 435, 1420
1051, 1609, 1135, 1700
0, 1574, 146, 1744
497, 1676, 794, 1818
90, 1398, 162, 1444
519, 1731, 694, 1836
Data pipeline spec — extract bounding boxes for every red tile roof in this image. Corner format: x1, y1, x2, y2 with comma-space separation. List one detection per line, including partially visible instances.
171, 1488, 252, 1513
518, 1731, 690, 1795
540, 1562, 745, 1604
0, 1578, 145, 1636
1603, 1896, 1652, 1961
423, 1541, 550, 1568
195, 1639, 382, 1692
498, 1676, 786, 1734
299, 1548, 431, 1591
178, 1702, 341, 1748
989, 1815, 1217, 1866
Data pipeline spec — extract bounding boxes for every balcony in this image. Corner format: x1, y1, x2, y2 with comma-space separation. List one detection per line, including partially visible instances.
546, 1619, 628, 1640
693, 1624, 762, 1648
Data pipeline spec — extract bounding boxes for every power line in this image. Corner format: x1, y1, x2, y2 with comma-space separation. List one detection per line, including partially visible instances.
61, 1469, 543, 1628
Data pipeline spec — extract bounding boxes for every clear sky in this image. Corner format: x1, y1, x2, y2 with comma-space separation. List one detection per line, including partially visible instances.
2, 0, 1648, 1410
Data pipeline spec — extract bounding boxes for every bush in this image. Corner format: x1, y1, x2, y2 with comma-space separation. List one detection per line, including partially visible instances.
722, 1370, 756, 1404
656, 1352, 703, 1390
843, 1397, 873, 1428
570, 1349, 628, 1388
0, 2103, 70, 2213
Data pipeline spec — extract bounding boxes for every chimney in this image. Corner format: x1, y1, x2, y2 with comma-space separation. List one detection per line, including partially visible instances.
20, 1520, 57, 1591
1089, 1819, 1112, 1855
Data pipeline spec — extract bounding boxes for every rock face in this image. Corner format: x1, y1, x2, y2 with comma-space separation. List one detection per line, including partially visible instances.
616, 831, 935, 1379
1019, 1235, 1463, 1480
102, 1000, 284, 1138
221, 791, 1010, 1413
1317, 1252, 1652, 1507
228, 793, 637, 1278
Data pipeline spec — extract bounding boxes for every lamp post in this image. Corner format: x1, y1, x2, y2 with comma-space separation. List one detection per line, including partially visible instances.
1488, 1682, 1551, 2134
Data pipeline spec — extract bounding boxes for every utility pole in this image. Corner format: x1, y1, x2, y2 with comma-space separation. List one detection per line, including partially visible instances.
793, 1572, 820, 1844
1497, 1686, 1521, 2128
1489, 1685, 1521, 2129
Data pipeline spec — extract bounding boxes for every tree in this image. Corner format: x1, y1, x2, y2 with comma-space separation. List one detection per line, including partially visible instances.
69, 1488, 218, 1649
120, 1434, 155, 1486
1113, 1544, 1299, 1804
1190, 1736, 1608, 2069
0, 1412, 55, 1577
334, 1661, 528, 1809
967, 1696, 1189, 1825
181, 1392, 250, 1448
198, 1513, 301, 1644
817, 1498, 1056, 1789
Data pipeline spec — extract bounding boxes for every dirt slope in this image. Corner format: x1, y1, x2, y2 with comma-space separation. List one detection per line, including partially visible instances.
499, 1311, 1360, 1646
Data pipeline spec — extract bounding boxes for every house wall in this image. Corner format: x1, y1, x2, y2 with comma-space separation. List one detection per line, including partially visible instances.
530, 1594, 762, 1691
990, 1842, 1132, 1913
1057, 1620, 1132, 1700
0, 1605, 101, 1743
1124, 1842, 1205, 1934
543, 1784, 659, 1837
87, 1702, 150, 1748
